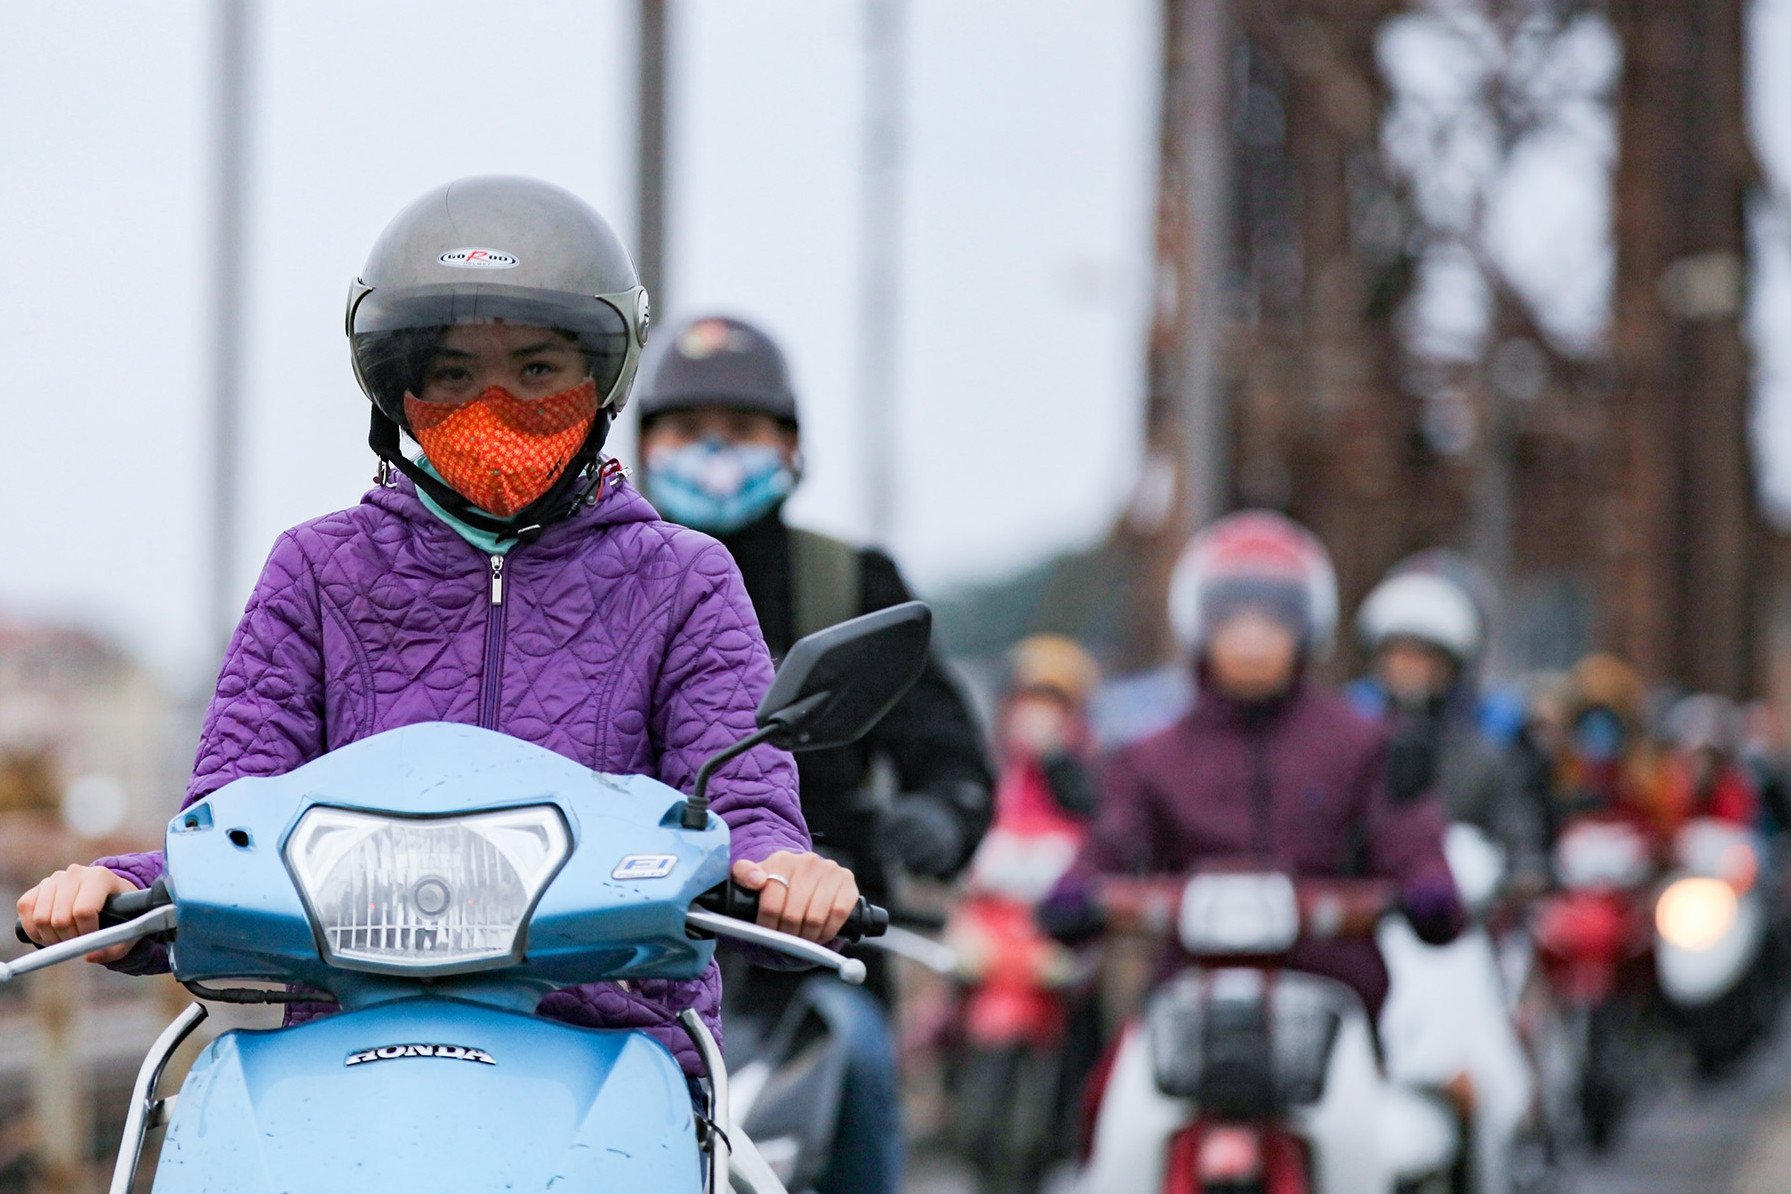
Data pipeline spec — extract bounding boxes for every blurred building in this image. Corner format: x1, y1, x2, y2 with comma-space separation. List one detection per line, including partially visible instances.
0, 616, 183, 844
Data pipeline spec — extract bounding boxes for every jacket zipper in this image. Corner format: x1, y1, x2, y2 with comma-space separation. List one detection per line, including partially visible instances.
1248, 725, 1275, 861
480, 554, 507, 730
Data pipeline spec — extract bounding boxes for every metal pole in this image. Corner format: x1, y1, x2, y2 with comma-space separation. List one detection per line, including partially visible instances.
27, 828, 87, 1194
1169, 0, 1231, 531
636, 0, 670, 311
206, 0, 253, 646
857, 0, 907, 546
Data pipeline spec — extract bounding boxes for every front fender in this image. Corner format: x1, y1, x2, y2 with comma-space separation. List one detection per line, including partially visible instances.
154, 998, 702, 1193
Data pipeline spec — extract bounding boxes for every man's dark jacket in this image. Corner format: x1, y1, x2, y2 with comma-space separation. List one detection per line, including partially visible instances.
720, 511, 993, 1005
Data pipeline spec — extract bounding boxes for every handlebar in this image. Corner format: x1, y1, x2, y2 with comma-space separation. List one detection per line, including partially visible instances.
1091, 874, 1397, 943
15, 877, 172, 948
6, 875, 886, 992
693, 882, 889, 943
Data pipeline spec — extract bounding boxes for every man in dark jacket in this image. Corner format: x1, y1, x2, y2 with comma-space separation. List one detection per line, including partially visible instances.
1350, 561, 1549, 889
635, 314, 993, 1194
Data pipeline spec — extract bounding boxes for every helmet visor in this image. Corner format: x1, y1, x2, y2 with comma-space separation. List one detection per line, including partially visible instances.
351, 283, 630, 418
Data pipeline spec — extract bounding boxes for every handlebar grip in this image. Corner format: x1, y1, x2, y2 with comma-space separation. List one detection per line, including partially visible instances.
852, 901, 890, 941
98, 884, 160, 928
13, 877, 169, 949
697, 883, 890, 943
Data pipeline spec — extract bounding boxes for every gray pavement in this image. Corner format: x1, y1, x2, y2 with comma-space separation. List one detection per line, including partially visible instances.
913, 1013, 1791, 1193
1573, 1016, 1791, 1194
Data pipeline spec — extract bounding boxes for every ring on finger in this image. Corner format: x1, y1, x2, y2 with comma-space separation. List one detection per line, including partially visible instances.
763, 874, 791, 889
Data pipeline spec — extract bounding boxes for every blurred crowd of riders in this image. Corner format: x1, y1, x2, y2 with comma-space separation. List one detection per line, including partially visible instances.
636, 311, 1791, 1194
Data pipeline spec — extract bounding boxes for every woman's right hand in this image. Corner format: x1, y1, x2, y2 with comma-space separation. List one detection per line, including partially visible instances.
15, 864, 142, 963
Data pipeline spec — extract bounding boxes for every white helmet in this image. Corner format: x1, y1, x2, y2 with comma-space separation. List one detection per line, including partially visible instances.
1356, 571, 1483, 665
1169, 511, 1339, 655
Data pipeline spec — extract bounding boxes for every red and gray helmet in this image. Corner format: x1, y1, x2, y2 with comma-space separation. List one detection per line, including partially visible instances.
1168, 511, 1339, 655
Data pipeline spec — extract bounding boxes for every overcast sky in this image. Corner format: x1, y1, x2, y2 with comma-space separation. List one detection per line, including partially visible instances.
2, 1, 1788, 693
0, 1, 1158, 687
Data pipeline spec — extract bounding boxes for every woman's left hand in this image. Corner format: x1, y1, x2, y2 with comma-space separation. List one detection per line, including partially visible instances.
731, 851, 860, 943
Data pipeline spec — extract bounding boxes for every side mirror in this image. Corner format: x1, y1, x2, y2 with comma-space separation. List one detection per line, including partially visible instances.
678, 601, 932, 830
757, 601, 933, 751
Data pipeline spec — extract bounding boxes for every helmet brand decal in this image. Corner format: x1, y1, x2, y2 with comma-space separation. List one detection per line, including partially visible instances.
345, 1043, 496, 1067
677, 318, 742, 359
613, 853, 678, 880
438, 248, 519, 270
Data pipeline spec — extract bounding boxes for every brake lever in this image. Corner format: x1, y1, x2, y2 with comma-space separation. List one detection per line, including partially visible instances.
684, 908, 869, 985
0, 905, 178, 984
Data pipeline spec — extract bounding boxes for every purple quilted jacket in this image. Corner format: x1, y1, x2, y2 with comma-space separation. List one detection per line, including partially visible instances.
95, 471, 809, 1075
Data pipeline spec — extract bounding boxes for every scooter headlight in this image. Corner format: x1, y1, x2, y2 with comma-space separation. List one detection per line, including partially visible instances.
285, 805, 570, 976
1656, 877, 1737, 953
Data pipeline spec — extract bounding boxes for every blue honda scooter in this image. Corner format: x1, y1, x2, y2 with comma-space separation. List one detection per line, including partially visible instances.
2, 603, 932, 1193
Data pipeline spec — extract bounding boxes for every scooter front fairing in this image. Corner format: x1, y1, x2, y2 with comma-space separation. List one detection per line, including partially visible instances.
156, 999, 701, 1192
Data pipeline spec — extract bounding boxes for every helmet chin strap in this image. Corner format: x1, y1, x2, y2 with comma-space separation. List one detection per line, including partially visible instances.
368, 408, 614, 542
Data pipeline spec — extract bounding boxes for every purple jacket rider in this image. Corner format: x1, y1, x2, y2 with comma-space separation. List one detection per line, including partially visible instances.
95, 472, 809, 1076
1056, 679, 1462, 1018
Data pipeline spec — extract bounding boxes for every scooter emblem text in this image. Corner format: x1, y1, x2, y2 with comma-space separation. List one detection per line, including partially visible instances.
344, 1043, 496, 1067
613, 853, 678, 880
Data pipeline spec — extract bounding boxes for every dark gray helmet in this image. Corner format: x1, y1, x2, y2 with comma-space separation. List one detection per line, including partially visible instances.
635, 315, 799, 428
347, 175, 651, 427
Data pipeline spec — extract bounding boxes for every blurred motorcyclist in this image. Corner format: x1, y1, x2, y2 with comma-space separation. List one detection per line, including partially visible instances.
948, 636, 1102, 1192
1048, 510, 1462, 1022
1046, 511, 1463, 1193
1558, 654, 1672, 840
1740, 701, 1791, 835
1510, 671, 1573, 851
990, 634, 1100, 833
636, 314, 993, 1194
1661, 694, 1759, 835
1351, 561, 1547, 887
1352, 562, 1539, 1194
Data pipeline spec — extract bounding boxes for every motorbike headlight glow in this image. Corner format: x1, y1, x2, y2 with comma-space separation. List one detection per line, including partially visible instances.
285, 805, 570, 976
1655, 877, 1738, 953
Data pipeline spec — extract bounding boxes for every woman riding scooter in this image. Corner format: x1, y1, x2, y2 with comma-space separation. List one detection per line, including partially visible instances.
17, 176, 858, 1076
1046, 511, 1464, 1193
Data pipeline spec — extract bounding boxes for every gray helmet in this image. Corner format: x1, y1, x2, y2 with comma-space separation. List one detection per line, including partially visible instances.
635, 315, 799, 428
347, 175, 651, 428
346, 176, 651, 536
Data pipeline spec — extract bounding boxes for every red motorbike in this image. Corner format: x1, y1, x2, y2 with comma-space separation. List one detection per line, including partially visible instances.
1528, 815, 1658, 1151
946, 826, 1089, 1194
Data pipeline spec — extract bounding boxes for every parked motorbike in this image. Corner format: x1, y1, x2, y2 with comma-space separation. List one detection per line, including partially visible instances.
1079, 870, 1461, 1194
1529, 815, 1657, 1151
945, 825, 1090, 1194
1653, 816, 1775, 1073
1, 602, 932, 1193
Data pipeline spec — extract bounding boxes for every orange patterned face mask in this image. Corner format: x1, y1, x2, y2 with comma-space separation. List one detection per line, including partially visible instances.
404, 379, 599, 517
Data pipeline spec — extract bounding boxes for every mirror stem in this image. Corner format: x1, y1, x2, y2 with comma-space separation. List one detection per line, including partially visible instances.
683, 723, 782, 830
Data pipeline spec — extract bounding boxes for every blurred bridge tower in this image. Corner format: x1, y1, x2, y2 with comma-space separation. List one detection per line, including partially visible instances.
1603, 0, 1762, 696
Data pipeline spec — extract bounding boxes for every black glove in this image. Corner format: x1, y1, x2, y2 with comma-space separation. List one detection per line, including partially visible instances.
882, 796, 966, 878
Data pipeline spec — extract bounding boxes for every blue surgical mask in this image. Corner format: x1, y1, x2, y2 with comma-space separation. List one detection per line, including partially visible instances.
1574, 708, 1626, 764
643, 438, 798, 534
